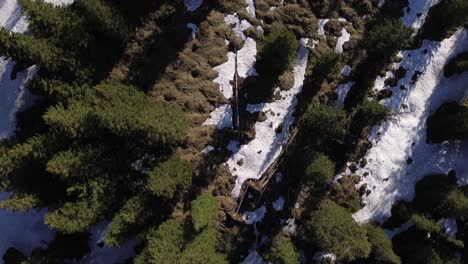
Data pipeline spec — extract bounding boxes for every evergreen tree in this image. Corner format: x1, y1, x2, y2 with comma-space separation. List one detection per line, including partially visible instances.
147, 155, 192, 199
104, 194, 151, 247
301, 104, 348, 143
178, 228, 228, 264
190, 194, 219, 232
303, 201, 371, 261
366, 224, 401, 264
267, 236, 300, 264
365, 19, 413, 59
305, 152, 335, 186
134, 220, 185, 264
258, 23, 299, 74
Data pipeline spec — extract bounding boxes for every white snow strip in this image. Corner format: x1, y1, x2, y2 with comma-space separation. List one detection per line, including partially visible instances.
240, 249, 266, 264
212, 37, 257, 99
227, 140, 241, 152
439, 218, 457, 238
225, 13, 253, 40
338, 17, 347, 22
313, 252, 337, 262
272, 196, 285, 211
282, 218, 297, 235
245, 0, 256, 17
80, 223, 137, 264
335, 81, 354, 108
317, 19, 329, 38
378, 0, 385, 8
351, 29, 468, 224
202, 145, 215, 154
186, 23, 197, 39
341, 65, 352, 76
202, 104, 233, 129
243, 206, 267, 224
335, 27, 350, 53
401, 0, 441, 30
228, 38, 310, 198
184, 0, 203, 12
373, 71, 395, 92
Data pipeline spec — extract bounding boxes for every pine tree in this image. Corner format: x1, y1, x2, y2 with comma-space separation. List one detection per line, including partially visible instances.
365, 224, 401, 264
301, 104, 348, 143
303, 201, 371, 261
146, 155, 192, 199
134, 220, 185, 264
190, 194, 218, 232
305, 152, 335, 186
258, 22, 299, 74
268, 236, 300, 264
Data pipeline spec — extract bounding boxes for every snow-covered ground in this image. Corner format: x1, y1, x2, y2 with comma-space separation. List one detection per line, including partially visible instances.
335, 81, 354, 108
401, 0, 441, 30
202, 36, 257, 128
335, 28, 350, 53
351, 29, 468, 223
245, 0, 255, 17
317, 19, 329, 38
228, 38, 310, 198
184, 0, 203, 12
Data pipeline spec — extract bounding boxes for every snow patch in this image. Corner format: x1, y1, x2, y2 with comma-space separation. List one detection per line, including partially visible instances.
240, 249, 266, 264
245, 0, 256, 17
282, 218, 297, 235
272, 196, 285, 211
439, 218, 457, 238
243, 206, 267, 224
335, 81, 354, 108
186, 23, 197, 39
341, 65, 352, 76
212, 37, 257, 99
202, 104, 233, 129
401, 0, 441, 30
378, 0, 385, 8
225, 14, 253, 40
184, 0, 203, 12
202, 145, 215, 154
313, 252, 337, 262
335, 27, 350, 53
351, 29, 468, 223
317, 19, 329, 38
228, 39, 310, 197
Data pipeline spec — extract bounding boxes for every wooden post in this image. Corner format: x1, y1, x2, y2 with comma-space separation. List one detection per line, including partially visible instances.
233, 51, 240, 130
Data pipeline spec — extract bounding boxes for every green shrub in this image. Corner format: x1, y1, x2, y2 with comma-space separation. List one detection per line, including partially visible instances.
313, 51, 342, 81
445, 52, 468, 77
366, 224, 401, 264
411, 214, 442, 234
147, 155, 192, 199
267, 236, 300, 264
303, 201, 371, 261
258, 22, 298, 74
354, 100, 389, 129
427, 102, 468, 143
191, 194, 219, 232
365, 19, 413, 58
134, 220, 185, 264
305, 152, 335, 186
301, 104, 348, 143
